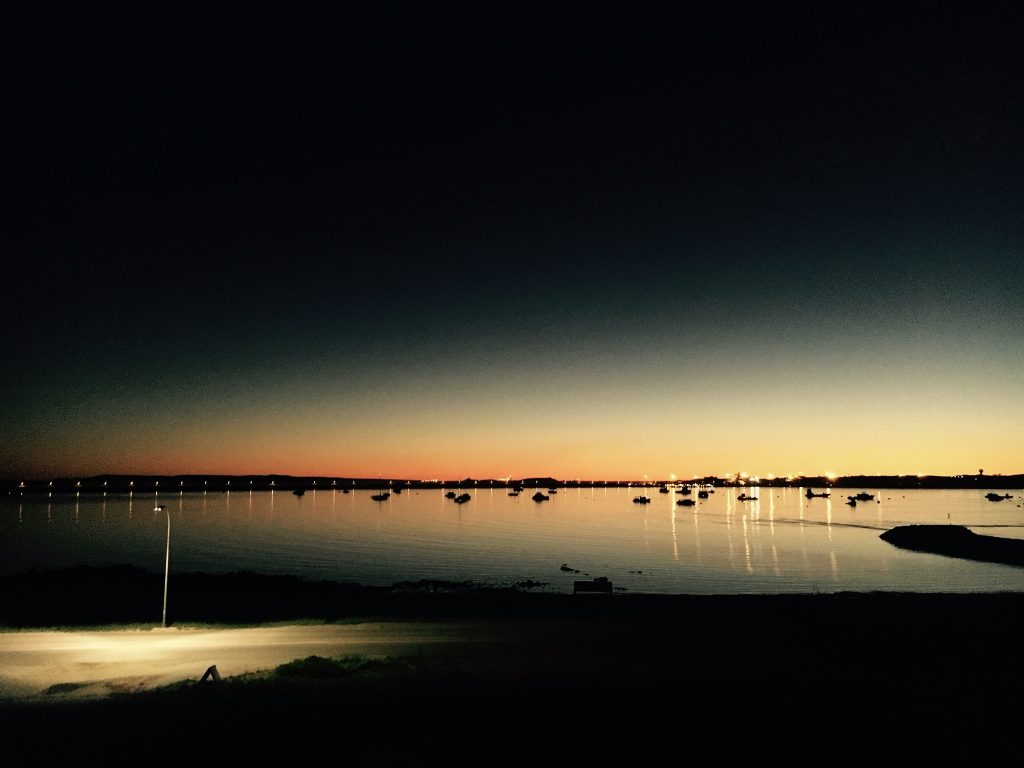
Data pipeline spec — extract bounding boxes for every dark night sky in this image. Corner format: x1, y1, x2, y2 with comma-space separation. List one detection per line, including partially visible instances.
3, 2, 1023, 479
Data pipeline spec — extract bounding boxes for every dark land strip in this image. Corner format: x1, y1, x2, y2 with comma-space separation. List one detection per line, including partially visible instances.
881, 524, 1024, 567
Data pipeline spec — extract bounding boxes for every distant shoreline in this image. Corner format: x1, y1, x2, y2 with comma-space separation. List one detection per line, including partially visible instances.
3, 472, 1023, 495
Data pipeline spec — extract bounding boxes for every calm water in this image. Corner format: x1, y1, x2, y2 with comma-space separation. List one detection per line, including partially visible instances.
2, 486, 1023, 594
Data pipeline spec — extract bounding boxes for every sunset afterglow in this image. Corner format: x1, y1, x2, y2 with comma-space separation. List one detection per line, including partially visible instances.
3, 4, 1021, 483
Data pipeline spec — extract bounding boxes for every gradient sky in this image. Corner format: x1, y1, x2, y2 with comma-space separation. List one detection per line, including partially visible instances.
3, 3, 1023, 480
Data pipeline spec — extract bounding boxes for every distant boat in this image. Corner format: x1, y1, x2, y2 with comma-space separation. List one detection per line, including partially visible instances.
985, 492, 1013, 501
659, 487, 670, 494
371, 493, 390, 502
737, 493, 757, 501
805, 488, 830, 498
633, 496, 651, 504
532, 492, 550, 502
679, 486, 692, 495
548, 489, 558, 494
292, 489, 305, 496
697, 490, 709, 499
508, 491, 521, 497
454, 493, 471, 504
445, 491, 457, 499
853, 492, 875, 501
676, 498, 696, 506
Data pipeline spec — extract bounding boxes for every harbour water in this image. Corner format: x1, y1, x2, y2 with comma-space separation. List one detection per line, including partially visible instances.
2, 486, 1022, 594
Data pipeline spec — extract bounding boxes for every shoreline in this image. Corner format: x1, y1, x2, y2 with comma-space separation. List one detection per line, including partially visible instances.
3, 565, 1023, 629
4, 472, 1023, 495
6, 516, 1024, 630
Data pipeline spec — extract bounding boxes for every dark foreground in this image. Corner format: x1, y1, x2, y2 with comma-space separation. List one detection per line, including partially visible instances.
2, 568, 1023, 766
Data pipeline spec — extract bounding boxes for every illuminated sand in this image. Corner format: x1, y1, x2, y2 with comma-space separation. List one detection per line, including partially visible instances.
0, 622, 516, 700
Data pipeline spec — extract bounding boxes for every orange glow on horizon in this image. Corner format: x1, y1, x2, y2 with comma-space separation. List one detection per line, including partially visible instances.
8, 390, 1021, 481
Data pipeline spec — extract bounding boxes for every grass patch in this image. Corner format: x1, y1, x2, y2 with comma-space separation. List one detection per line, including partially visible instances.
163, 617, 367, 630
0, 618, 371, 633
43, 682, 89, 695
0, 623, 165, 633
165, 654, 414, 692
271, 655, 380, 680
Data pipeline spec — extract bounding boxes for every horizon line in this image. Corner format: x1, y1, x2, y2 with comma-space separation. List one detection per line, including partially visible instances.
5, 470, 1023, 485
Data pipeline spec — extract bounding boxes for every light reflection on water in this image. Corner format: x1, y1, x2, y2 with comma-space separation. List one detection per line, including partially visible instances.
1, 487, 1023, 594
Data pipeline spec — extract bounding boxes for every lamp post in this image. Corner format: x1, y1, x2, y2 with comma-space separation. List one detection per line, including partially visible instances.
154, 504, 170, 627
